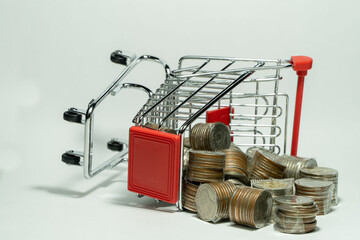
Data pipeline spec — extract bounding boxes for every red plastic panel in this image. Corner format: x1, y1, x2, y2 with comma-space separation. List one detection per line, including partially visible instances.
206, 107, 231, 125
206, 107, 233, 141
128, 126, 181, 204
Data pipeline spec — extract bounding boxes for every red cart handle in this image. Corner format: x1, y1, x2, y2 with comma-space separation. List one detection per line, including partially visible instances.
290, 56, 313, 156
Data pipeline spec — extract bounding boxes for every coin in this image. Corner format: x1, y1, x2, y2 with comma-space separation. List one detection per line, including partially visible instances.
144, 122, 177, 134
182, 181, 199, 212
252, 178, 294, 197
195, 184, 218, 221
209, 122, 231, 151
274, 195, 314, 206
294, 178, 333, 215
190, 122, 231, 151
300, 167, 338, 178
186, 150, 225, 183
184, 137, 191, 148
274, 220, 317, 234
273, 195, 318, 234
195, 181, 237, 223
223, 148, 248, 184
299, 167, 338, 206
229, 186, 273, 228
295, 178, 333, 189
251, 179, 294, 223
278, 154, 318, 179
226, 179, 245, 187
249, 148, 286, 180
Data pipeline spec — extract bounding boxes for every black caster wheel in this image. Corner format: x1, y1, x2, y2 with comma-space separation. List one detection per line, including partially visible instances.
63, 110, 82, 123
107, 140, 124, 151
62, 152, 81, 165
110, 50, 128, 65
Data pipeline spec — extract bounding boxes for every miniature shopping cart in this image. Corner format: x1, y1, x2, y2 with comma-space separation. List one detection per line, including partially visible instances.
62, 50, 312, 209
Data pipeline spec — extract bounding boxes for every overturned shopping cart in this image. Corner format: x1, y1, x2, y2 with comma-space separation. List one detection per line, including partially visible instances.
62, 50, 312, 209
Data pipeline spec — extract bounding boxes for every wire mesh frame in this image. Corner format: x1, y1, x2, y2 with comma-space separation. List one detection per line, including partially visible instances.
132, 55, 291, 154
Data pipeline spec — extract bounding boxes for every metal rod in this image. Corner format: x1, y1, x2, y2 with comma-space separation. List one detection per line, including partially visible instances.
178, 62, 265, 134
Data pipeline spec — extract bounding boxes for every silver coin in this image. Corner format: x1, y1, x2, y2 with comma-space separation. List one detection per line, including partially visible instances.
274, 220, 317, 234
226, 178, 245, 187
184, 137, 191, 148
274, 195, 314, 206
278, 155, 318, 179
253, 190, 273, 228
209, 122, 231, 151
252, 179, 294, 197
300, 167, 338, 177
252, 179, 293, 190
195, 184, 219, 222
295, 178, 333, 189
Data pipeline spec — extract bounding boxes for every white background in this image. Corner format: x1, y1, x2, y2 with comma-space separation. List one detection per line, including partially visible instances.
1, 0, 359, 239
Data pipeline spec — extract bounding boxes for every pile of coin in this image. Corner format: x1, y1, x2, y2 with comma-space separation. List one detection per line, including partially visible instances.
190, 122, 231, 151
186, 150, 225, 183
295, 178, 334, 215
182, 181, 199, 212
245, 146, 261, 166
278, 155, 318, 179
144, 122, 177, 134
229, 186, 273, 228
180, 131, 339, 233
223, 147, 248, 184
195, 181, 237, 223
183, 147, 190, 167
251, 178, 294, 222
274, 195, 319, 234
251, 178, 294, 196
226, 178, 245, 187
184, 137, 191, 148
299, 167, 338, 206
249, 149, 286, 179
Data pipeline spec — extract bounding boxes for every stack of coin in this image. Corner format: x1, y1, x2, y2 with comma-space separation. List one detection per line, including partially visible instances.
190, 122, 231, 151
144, 122, 177, 134
144, 122, 159, 130
295, 178, 334, 215
184, 137, 191, 148
274, 195, 319, 234
278, 154, 318, 179
183, 147, 190, 167
223, 147, 248, 184
246, 146, 261, 159
245, 146, 261, 167
226, 178, 245, 187
251, 178, 294, 196
186, 150, 225, 183
195, 181, 237, 223
182, 181, 199, 212
299, 167, 338, 206
251, 178, 294, 222
249, 149, 286, 179
229, 186, 273, 228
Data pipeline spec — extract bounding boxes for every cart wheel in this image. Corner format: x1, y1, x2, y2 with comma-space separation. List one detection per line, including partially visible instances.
63, 110, 82, 123
110, 50, 128, 65
62, 152, 81, 165
107, 139, 124, 151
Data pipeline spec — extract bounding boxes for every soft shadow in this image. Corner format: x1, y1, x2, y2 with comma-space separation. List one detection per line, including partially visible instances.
109, 194, 179, 213
273, 224, 320, 234
313, 226, 321, 233
228, 222, 258, 231
191, 215, 230, 225
32, 173, 122, 198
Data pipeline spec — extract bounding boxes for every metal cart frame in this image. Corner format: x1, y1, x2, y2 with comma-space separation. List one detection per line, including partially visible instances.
62, 49, 312, 209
